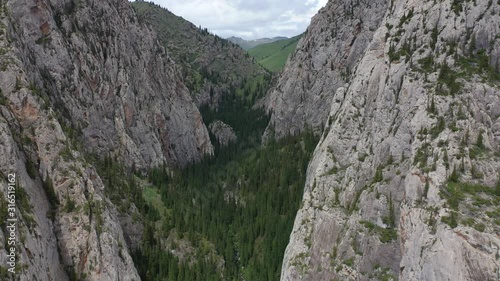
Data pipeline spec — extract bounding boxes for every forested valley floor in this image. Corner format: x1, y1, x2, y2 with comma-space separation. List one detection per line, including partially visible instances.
95, 88, 318, 281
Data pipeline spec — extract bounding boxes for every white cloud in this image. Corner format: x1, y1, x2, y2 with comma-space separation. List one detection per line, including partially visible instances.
131, 0, 328, 39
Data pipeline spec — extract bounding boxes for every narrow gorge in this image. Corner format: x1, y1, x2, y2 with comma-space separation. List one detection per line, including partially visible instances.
0, 0, 498, 280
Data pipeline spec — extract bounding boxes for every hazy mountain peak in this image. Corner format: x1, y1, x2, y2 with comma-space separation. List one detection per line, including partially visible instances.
227, 36, 291, 50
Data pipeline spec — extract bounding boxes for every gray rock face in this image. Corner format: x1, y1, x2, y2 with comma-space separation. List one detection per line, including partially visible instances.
11, 0, 213, 170
264, 0, 388, 140
277, 0, 500, 280
0, 0, 217, 279
0, 34, 140, 281
0, 108, 70, 281
0, 1, 145, 278
209, 120, 237, 147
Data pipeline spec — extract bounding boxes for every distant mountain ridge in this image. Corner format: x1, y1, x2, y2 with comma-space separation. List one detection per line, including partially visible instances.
227, 36, 288, 50
248, 34, 303, 72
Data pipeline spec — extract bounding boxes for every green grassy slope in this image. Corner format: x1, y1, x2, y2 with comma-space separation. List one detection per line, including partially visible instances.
227, 36, 288, 50
248, 34, 302, 72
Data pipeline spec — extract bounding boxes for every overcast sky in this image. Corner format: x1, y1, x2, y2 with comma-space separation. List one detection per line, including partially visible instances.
134, 0, 328, 39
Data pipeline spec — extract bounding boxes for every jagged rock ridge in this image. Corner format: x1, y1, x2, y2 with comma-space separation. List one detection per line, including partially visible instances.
263, 0, 388, 140
274, 0, 500, 280
0, 0, 216, 280
132, 1, 268, 109
16, 0, 213, 170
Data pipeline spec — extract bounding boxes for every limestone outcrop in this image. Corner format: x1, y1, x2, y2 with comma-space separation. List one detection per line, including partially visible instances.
12, 0, 213, 170
0, 0, 215, 279
276, 1, 500, 280
209, 120, 237, 147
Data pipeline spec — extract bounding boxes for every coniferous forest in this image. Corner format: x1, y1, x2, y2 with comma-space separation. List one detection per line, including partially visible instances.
95, 85, 319, 281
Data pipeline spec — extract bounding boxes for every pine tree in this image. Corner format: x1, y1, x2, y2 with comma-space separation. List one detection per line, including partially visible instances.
476, 130, 485, 149
374, 165, 384, 183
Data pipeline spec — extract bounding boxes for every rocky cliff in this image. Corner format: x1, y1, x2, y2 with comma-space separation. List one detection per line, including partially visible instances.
208, 120, 237, 147
264, 0, 388, 140
276, 0, 500, 280
132, 1, 268, 109
14, 0, 213, 170
0, 0, 214, 279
